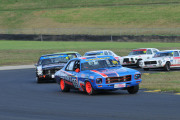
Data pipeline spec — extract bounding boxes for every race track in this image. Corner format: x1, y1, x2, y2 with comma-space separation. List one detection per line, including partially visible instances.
0, 68, 180, 120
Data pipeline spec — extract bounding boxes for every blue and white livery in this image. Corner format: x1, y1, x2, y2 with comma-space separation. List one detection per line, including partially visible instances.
55, 55, 142, 95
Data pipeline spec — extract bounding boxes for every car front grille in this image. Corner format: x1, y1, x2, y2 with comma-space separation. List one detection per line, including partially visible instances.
43, 68, 62, 75
106, 75, 131, 84
123, 58, 129, 63
144, 61, 157, 65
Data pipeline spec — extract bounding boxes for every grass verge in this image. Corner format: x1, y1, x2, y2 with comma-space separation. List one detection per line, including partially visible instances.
0, 40, 180, 66
141, 72, 180, 93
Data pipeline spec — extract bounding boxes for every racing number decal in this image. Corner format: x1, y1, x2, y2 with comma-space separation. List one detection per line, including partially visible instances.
72, 77, 79, 88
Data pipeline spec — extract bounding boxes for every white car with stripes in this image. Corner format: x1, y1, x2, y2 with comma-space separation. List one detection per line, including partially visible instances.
139, 50, 180, 71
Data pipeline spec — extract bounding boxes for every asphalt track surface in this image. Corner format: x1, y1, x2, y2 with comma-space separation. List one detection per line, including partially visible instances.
0, 68, 180, 120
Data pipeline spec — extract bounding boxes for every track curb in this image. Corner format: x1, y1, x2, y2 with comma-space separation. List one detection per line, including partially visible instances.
0, 65, 34, 70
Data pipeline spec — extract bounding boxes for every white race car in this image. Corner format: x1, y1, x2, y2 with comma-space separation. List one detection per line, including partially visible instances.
120, 48, 159, 67
84, 50, 121, 62
139, 50, 180, 71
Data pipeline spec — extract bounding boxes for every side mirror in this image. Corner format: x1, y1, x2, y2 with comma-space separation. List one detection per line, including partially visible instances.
34, 63, 38, 66
75, 68, 80, 73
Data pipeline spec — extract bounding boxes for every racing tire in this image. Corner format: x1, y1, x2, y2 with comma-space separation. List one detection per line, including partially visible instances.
60, 79, 70, 92
127, 85, 139, 94
164, 62, 170, 71
36, 76, 42, 83
143, 68, 149, 71
85, 81, 95, 95
136, 60, 141, 68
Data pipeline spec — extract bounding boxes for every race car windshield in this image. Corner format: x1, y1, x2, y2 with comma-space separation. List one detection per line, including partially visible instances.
85, 52, 103, 56
39, 56, 69, 65
154, 52, 173, 58
81, 59, 120, 71
129, 50, 147, 55
67, 54, 77, 59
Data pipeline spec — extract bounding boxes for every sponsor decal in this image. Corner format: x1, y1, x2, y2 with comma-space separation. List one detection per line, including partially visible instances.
79, 81, 85, 91
89, 76, 94, 79
66, 57, 69, 59
112, 60, 118, 64
41, 55, 67, 59
85, 57, 110, 61
81, 74, 86, 78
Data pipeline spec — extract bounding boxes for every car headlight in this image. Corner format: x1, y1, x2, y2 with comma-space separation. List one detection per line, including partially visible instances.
139, 62, 143, 65
37, 66, 43, 75
158, 60, 162, 65
96, 78, 102, 84
134, 74, 141, 80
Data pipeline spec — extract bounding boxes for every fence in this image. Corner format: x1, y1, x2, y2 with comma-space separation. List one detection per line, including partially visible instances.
0, 28, 180, 36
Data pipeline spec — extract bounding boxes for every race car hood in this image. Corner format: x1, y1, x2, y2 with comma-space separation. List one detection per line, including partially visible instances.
122, 54, 147, 58
42, 63, 66, 70
87, 67, 140, 78
143, 57, 171, 61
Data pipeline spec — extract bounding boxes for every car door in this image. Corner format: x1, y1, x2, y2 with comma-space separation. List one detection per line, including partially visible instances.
70, 60, 81, 88
64, 60, 76, 86
173, 51, 180, 67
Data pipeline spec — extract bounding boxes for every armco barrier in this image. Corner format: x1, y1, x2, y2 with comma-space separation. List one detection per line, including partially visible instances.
0, 34, 180, 42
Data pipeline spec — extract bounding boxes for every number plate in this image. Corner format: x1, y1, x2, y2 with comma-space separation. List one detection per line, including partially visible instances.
51, 75, 55, 78
114, 83, 126, 88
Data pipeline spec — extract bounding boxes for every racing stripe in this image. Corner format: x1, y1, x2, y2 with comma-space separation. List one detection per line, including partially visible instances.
114, 71, 119, 77
91, 70, 108, 78
174, 57, 180, 59
171, 64, 180, 66
61, 70, 72, 76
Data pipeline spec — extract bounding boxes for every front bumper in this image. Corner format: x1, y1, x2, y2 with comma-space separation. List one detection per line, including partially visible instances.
38, 74, 55, 80
93, 80, 141, 90
122, 62, 136, 66
141, 64, 165, 68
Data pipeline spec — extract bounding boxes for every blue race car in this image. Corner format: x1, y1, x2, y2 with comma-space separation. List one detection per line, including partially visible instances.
35, 52, 81, 83
55, 55, 142, 95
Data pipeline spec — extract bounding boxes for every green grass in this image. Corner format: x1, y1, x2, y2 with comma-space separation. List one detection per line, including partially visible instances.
1, 0, 179, 10
0, 40, 180, 66
0, 0, 180, 35
142, 72, 180, 92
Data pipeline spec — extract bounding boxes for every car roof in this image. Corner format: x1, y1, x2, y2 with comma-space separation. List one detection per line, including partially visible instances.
78, 55, 113, 60
41, 53, 68, 57
85, 50, 111, 53
54, 51, 79, 54
132, 48, 157, 50
157, 50, 174, 53
163, 50, 180, 51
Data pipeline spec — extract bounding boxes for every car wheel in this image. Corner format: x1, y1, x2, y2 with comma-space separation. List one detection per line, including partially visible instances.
36, 76, 42, 83
127, 85, 139, 94
85, 81, 95, 95
60, 79, 70, 92
136, 60, 141, 68
164, 62, 170, 71
143, 68, 149, 71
